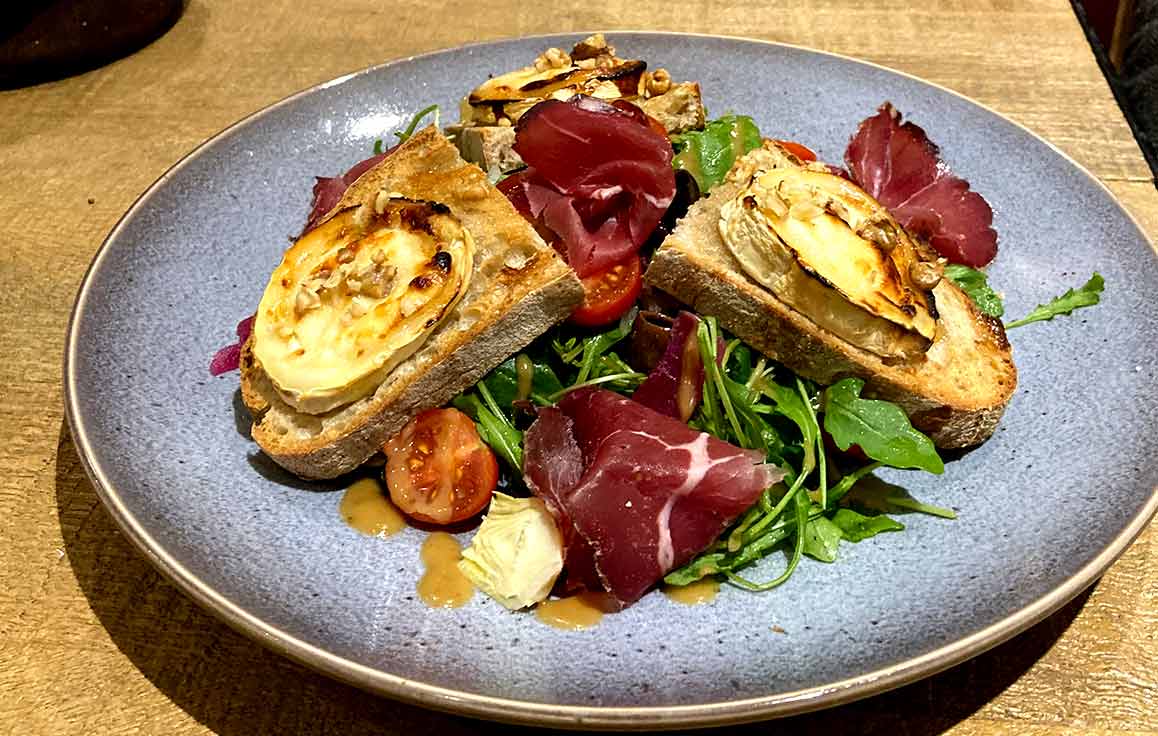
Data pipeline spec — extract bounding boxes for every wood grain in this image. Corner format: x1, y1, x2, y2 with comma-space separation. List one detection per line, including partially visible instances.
1, 1, 1155, 734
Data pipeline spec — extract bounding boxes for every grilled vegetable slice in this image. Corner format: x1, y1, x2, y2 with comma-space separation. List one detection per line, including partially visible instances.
466, 47, 645, 126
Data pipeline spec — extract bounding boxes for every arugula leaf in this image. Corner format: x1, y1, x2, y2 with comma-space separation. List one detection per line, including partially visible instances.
944, 264, 1004, 318
478, 355, 564, 409
370, 105, 441, 155
671, 115, 762, 192
394, 104, 440, 143
726, 342, 755, 384
756, 374, 819, 482
726, 486, 811, 591
697, 319, 749, 447
822, 378, 944, 474
825, 462, 882, 508
550, 310, 644, 396
883, 496, 957, 519
451, 393, 523, 472
691, 320, 788, 464
1005, 273, 1104, 329
830, 508, 905, 542
802, 515, 843, 562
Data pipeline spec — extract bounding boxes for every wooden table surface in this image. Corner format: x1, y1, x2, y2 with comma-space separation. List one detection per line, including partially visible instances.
2, 1, 1155, 733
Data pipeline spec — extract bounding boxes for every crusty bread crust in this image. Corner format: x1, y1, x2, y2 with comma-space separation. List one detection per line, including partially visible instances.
645, 177, 1017, 449
241, 126, 583, 478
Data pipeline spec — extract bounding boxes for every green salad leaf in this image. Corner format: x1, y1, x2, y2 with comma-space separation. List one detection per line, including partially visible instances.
395, 104, 439, 143
822, 378, 944, 474
944, 264, 1004, 318
549, 313, 646, 399
830, 508, 905, 542
477, 355, 564, 409
726, 487, 811, 590
372, 104, 440, 154
802, 515, 843, 562
452, 390, 523, 472
1005, 272, 1104, 329
671, 114, 762, 192
453, 317, 647, 473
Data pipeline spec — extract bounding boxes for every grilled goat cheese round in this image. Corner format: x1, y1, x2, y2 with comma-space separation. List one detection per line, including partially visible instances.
720, 160, 939, 362
254, 197, 473, 414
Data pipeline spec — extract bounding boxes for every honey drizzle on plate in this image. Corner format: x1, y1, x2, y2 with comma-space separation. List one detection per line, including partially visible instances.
339, 477, 407, 537
663, 577, 720, 605
535, 592, 607, 630
417, 532, 473, 608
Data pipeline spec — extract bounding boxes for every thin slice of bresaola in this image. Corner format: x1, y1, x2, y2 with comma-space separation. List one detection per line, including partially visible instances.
845, 103, 998, 268
506, 96, 675, 277
522, 407, 602, 593
303, 147, 395, 234
631, 311, 703, 421
523, 388, 784, 607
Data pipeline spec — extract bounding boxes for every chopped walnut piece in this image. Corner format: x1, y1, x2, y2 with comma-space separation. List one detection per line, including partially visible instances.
294, 287, 321, 316
571, 33, 613, 60
533, 47, 571, 72
360, 263, 397, 299
645, 68, 672, 96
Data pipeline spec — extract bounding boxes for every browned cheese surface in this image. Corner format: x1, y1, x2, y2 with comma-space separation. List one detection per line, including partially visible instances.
1, 1, 1155, 734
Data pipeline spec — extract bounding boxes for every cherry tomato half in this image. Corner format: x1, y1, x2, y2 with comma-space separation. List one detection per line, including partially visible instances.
383, 408, 498, 525
775, 140, 818, 162
570, 255, 644, 327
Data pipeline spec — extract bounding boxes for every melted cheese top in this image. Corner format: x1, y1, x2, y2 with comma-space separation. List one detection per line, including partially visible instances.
253, 198, 473, 414
720, 161, 938, 360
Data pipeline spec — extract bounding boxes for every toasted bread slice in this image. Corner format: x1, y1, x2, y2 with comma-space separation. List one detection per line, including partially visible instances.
645, 161, 1016, 449
241, 126, 583, 478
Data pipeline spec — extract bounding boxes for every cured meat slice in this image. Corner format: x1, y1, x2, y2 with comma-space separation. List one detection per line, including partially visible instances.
845, 103, 998, 267
522, 407, 601, 592
506, 96, 676, 277
891, 175, 999, 267
523, 388, 784, 606
208, 314, 254, 375
303, 148, 393, 233
631, 311, 703, 422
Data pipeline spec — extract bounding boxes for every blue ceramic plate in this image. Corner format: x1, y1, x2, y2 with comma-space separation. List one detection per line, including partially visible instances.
65, 32, 1158, 729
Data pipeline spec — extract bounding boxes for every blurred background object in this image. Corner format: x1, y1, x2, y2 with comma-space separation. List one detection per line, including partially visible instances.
0, 0, 183, 89
1076, 0, 1158, 180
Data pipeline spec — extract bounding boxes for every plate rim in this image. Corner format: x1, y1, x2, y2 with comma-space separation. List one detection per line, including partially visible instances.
63, 30, 1158, 729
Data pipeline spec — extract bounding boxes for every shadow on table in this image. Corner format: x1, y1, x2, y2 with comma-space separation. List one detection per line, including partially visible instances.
55, 423, 1091, 736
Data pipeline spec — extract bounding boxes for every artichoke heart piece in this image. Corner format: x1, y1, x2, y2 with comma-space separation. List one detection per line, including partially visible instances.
253, 197, 473, 415
720, 156, 939, 361
458, 493, 565, 610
